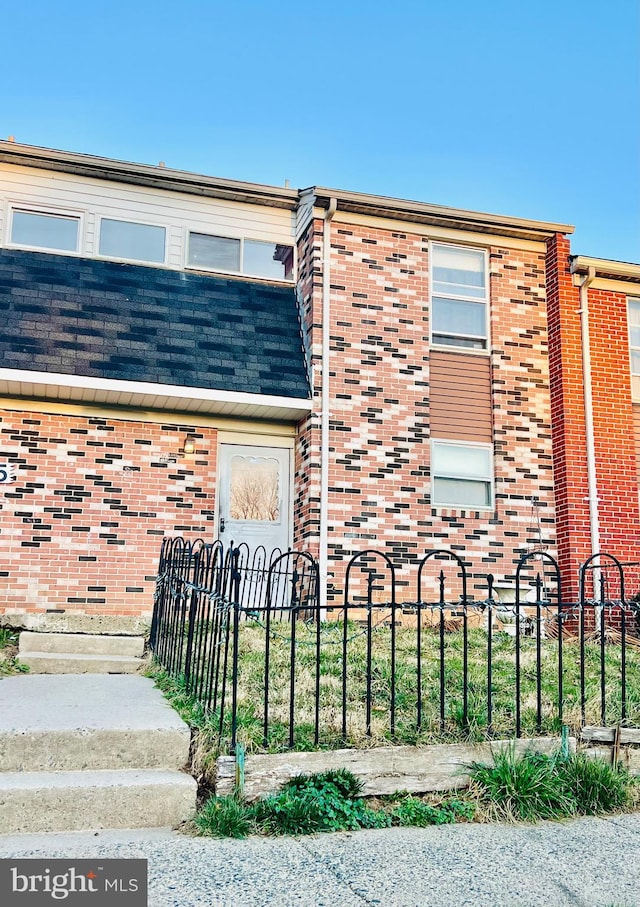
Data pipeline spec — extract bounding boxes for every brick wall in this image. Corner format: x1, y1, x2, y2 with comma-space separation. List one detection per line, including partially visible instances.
546, 235, 640, 600
296, 219, 557, 601
0, 410, 217, 617
293, 219, 323, 556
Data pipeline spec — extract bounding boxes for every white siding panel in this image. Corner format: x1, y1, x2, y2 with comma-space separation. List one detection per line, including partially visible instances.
0, 165, 296, 250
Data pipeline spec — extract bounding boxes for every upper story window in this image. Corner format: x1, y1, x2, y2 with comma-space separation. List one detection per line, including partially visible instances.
98, 218, 166, 264
430, 243, 488, 350
628, 297, 640, 400
431, 439, 493, 509
10, 209, 80, 253
187, 232, 294, 281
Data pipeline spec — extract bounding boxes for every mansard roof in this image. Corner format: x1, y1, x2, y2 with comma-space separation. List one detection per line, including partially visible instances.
0, 248, 310, 411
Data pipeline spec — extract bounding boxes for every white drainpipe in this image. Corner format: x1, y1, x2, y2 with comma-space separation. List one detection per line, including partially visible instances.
319, 198, 338, 613
572, 263, 600, 599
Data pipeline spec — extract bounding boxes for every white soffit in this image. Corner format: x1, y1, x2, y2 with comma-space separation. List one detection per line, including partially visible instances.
0, 369, 312, 422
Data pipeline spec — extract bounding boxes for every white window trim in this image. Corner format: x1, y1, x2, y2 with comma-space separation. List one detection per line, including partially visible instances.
96, 214, 168, 266
185, 229, 295, 282
5, 203, 84, 256
431, 438, 494, 510
628, 297, 640, 402
429, 240, 490, 354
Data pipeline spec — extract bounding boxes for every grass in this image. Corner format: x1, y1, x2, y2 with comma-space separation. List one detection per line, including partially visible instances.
190, 751, 639, 839
468, 746, 638, 822
150, 618, 640, 763
0, 628, 27, 677
191, 768, 473, 838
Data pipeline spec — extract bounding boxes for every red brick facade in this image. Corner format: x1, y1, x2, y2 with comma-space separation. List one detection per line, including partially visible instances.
1, 150, 638, 622
546, 235, 640, 600
294, 219, 557, 600
0, 411, 217, 617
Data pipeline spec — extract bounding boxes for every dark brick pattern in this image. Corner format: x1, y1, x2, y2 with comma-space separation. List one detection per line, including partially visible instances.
294, 221, 557, 600
0, 412, 217, 616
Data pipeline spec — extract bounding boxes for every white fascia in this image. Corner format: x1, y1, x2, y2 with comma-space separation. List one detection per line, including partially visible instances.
0, 368, 312, 422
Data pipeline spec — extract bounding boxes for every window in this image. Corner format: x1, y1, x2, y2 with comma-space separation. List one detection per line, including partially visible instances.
10, 209, 79, 252
99, 218, 165, 264
628, 298, 640, 400
431, 440, 493, 508
189, 233, 240, 272
431, 243, 488, 350
187, 232, 294, 280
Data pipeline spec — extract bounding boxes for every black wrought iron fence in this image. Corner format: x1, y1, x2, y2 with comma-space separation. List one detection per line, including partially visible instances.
150, 538, 640, 754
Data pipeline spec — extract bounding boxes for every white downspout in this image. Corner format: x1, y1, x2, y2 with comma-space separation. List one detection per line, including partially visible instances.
319, 198, 337, 614
572, 263, 600, 599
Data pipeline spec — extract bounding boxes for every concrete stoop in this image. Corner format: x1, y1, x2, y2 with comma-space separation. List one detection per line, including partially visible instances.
0, 675, 197, 833
17, 631, 147, 674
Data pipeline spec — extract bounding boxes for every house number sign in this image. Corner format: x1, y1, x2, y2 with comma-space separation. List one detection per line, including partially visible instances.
0, 463, 16, 483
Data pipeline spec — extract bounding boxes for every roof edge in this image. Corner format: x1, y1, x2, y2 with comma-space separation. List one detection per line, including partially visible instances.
0, 367, 313, 421
570, 255, 640, 283
309, 187, 574, 241
0, 140, 299, 210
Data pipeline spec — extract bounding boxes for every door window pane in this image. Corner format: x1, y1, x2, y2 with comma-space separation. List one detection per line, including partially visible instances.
188, 233, 241, 272
229, 456, 280, 521
99, 219, 165, 263
11, 210, 79, 252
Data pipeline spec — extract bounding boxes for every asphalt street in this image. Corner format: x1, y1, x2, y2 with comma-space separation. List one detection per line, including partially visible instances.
0, 813, 638, 906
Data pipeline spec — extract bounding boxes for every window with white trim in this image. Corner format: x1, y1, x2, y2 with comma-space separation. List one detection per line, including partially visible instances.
187, 232, 294, 281
98, 218, 166, 264
628, 298, 640, 401
431, 243, 488, 350
10, 209, 80, 253
431, 440, 493, 508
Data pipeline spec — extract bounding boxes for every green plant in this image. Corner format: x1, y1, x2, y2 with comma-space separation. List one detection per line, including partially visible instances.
0, 628, 18, 649
0, 628, 27, 677
556, 753, 631, 814
254, 791, 323, 835
273, 769, 389, 833
469, 746, 636, 823
390, 795, 475, 827
469, 746, 576, 822
192, 795, 254, 838
285, 767, 363, 799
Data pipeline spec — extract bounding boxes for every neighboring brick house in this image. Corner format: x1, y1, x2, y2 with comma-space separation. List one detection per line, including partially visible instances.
545, 242, 640, 600
0, 140, 636, 625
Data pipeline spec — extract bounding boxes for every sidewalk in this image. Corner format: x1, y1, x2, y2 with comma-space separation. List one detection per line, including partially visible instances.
1, 813, 638, 906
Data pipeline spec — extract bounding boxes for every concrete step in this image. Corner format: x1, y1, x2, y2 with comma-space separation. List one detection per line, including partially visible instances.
17, 652, 146, 674
0, 726, 190, 773
0, 675, 192, 772
19, 631, 145, 657
0, 769, 197, 833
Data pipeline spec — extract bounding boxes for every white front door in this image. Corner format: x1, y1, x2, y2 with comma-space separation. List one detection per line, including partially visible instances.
218, 444, 291, 553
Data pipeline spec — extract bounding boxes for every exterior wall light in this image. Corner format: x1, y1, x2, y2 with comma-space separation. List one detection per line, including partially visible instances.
183, 435, 196, 455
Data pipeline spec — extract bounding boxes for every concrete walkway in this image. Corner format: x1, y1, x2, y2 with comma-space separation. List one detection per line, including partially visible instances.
0, 674, 196, 831
0, 814, 638, 906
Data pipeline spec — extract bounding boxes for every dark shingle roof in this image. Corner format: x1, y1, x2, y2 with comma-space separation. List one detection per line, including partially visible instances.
0, 248, 310, 399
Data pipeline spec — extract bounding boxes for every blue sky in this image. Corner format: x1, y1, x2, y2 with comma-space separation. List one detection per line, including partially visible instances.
3, 0, 639, 261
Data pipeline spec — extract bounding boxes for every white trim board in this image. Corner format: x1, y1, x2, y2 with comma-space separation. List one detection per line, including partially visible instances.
0, 368, 312, 422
